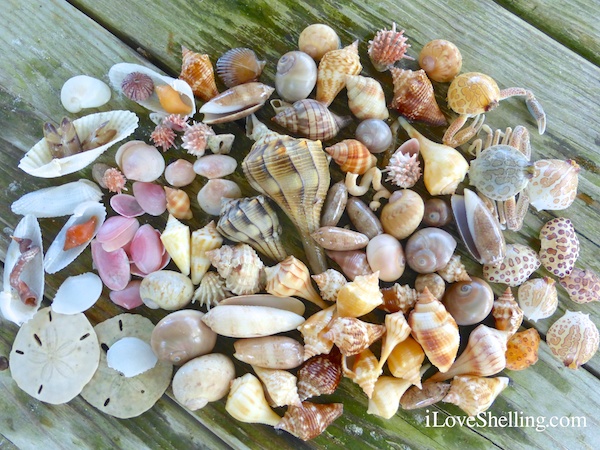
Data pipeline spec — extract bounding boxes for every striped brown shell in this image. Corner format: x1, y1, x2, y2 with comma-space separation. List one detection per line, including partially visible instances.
179, 46, 219, 102
325, 139, 377, 175
297, 348, 343, 400
275, 401, 343, 441
390, 68, 446, 126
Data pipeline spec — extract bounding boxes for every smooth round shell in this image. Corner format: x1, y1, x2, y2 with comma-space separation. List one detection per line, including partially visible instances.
405, 228, 457, 274
546, 310, 599, 369
423, 198, 452, 227
447, 72, 500, 115
115, 140, 165, 182
418, 39, 462, 83
164, 159, 196, 187
298, 24, 340, 61
197, 179, 242, 215
139, 270, 194, 310
275, 51, 318, 102
442, 277, 494, 326
483, 243, 541, 287
60, 75, 111, 113
380, 189, 424, 240
193, 155, 237, 179
366, 234, 405, 282
355, 119, 393, 154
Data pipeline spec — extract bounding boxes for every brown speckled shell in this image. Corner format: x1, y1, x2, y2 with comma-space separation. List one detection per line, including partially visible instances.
325, 139, 377, 175
546, 310, 599, 369
559, 268, 600, 304
517, 277, 558, 322
483, 243, 541, 287
505, 328, 540, 371
379, 283, 418, 314
179, 47, 219, 102
390, 68, 446, 126
539, 217, 579, 278
297, 348, 343, 401
492, 287, 523, 336
275, 402, 343, 441
312, 269, 347, 303
316, 41, 362, 106
527, 159, 580, 211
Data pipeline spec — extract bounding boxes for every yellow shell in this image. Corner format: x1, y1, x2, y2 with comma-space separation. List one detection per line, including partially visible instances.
316, 40, 362, 106
265, 256, 327, 309
160, 214, 191, 276
390, 68, 446, 126
252, 366, 301, 407
418, 39, 463, 83
377, 311, 411, 372
179, 46, 219, 102
325, 139, 377, 175
216, 47, 265, 88
164, 186, 192, 220
190, 221, 223, 285
387, 335, 425, 388
345, 75, 389, 120
447, 72, 500, 116
297, 305, 336, 360
367, 376, 412, 419
275, 401, 343, 441
323, 317, 385, 356
298, 23, 341, 61
311, 269, 347, 303
505, 328, 541, 371
546, 310, 599, 369
336, 272, 383, 317
206, 243, 264, 295
492, 287, 524, 336
342, 348, 381, 398
225, 373, 281, 426
443, 375, 509, 417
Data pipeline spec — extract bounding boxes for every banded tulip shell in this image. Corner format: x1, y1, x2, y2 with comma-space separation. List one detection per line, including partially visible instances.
399, 117, 468, 195
483, 243, 541, 287
192, 271, 231, 309
429, 325, 509, 382
437, 255, 471, 283
400, 382, 451, 410
312, 226, 369, 251
408, 288, 460, 373
325, 139, 377, 175
526, 159, 580, 211
312, 269, 347, 303
335, 272, 382, 317
324, 317, 385, 356
190, 221, 223, 285
405, 228, 457, 274
366, 233, 405, 282
200, 82, 274, 124
252, 366, 301, 407
217, 196, 287, 262
377, 311, 411, 371
226, 373, 281, 426
243, 117, 330, 273
164, 187, 192, 220
368, 22, 411, 72
206, 243, 264, 296
297, 348, 343, 400
345, 75, 389, 120
316, 40, 362, 106
179, 47, 219, 102
546, 310, 599, 369
539, 217, 579, 278
321, 181, 348, 227
390, 68, 446, 126
272, 99, 352, 142
275, 402, 343, 441
367, 376, 412, 419
386, 336, 425, 387
443, 376, 509, 417
234, 336, 304, 369
559, 268, 600, 304
418, 39, 463, 83
298, 23, 340, 61
518, 277, 558, 322
275, 51, 318, 102
415, 273, 446, 299
342, 348, 381, 398
160, 214, 190, 276
380, 189, 424, 240
492, 287, 523, 336
216, 47, 265, 88
265, 256, 327, 309
297, 305, 336, 360
380, 283, 418, 314
505, 328, 541, 371
442, 277, 494, 326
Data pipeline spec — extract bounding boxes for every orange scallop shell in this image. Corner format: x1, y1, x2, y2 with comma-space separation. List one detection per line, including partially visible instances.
325, 139, 377, 175
316, 40, 362, 106
390, 68, 446, 126
179, 46, 219, 102
216, 47, 266, 88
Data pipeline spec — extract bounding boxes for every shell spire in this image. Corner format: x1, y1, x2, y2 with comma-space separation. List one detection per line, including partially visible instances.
297, 347, 343, 401
390, 68, 447, 126
325, 139, 377, 175
179, 46, 219, 102
316, 40, 362, 106
368, 22, 412, 72
275, 402, 343, 441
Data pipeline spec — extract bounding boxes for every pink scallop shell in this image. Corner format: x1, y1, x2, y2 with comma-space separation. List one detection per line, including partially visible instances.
96, 216, 140, 252
109, 280, 144, 310
133, 181, 167, 216
91, 240, 131, 290
129, 225, 165, 275
110, 194, 145, 218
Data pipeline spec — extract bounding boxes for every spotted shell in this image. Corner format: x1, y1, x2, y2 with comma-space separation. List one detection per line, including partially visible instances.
390, 68, 446, 126
526, 159, 580, 211
316, 40, 362, 106
325, 139, 377, 175
492, 287, 523, 336
559, 268, 600, 304
216, 47, 265, 88
483, 243, 541, 287
367, 22, 411, 72
539, 217, 579, 278
447, 72, 500, 116
505, 328, 540, 371
275, 402, 343, 441
179, 47, 219, 102
517, 277, 558, 322
546, 310, 599, 369
297, 348, 343, 401
345, 75, 389, 120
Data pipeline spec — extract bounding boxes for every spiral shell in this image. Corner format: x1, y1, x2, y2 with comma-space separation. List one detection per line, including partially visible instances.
442, 277, 494, 326
179, 46, 219, 102
368, 22, 411, 72
226, 373, 281, 426
423, 198, 452, 227
518, 277, 558, 322
253, 366, 301, 407
206, 243, 264, 296
443, 376, 509, 417
366, 233, 406, 282
265, 256, 327, 309
326, 249, 372, 281
316, 40, 362, 106
311, 269, 347, 303
297, 348, 343, 401
559, 268, 600, 304
526, 159, 580, 211
379, 189, 424, 240
192, 271, 231, 309
539, 217, 579, 278
345, 75, 389, 120
164, 187, 192, 220
324, 317, 385, 357
437, 255, 471, 283
387, 336, 425, 388
335, 272, 382, 318
546, 310, 599, 369
297, 305, 336, 360
406, 228, 457, 274
492, 287, 523, 336
505, 328, 541, 371
380, 283, 417, 314
325, 139, 377, 175
355, 119, 393, 154
216, 47, 265, 88
275, 402, 343, 441
390, 68, 446, 126
418, 39, 462, 83
342, 348, 382, 398
275, 51, 318, 102
483, 243, 541, 287
190, 221, 223, 285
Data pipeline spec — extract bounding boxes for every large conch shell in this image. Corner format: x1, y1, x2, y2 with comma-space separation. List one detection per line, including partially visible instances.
345, 75, 389, 120
443, 375, 509, 416
265, 256, 327, 309
243, 116, 330, 274
316, 40, 362, 106
398, 117, 468, 196
390, 68, 446, 126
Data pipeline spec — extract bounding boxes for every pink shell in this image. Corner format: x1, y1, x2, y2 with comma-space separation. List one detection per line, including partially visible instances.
109, 280, 144, 309
110, 194, 144, 218
129, 225, 165, 275
91, 240, 131, 290
165, 159, 196, 187
133, 181, 167, 216
96, 216, 140, 252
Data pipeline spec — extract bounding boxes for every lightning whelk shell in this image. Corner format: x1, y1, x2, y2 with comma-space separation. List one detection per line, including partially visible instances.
323, 317, 385, 356
275, 402, 343, 441
390, 68, 446, 126
297, 305, 336, 359
226, 373, 281, 426
316, 40, 362, 106
253, 366, 301, 407
518, 277, 558, 322
234, 336, 304, 369
206, 243, 264, 295
345, 75, 389, 120
216, 47, 265, 88
443, 376, 509, 417
179, 46, 219, 102
200, 82, 274, 124
546, 310, 599, 369
265, 256, 327, 309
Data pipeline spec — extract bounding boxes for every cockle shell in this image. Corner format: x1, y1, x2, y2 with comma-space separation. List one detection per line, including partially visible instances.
539, 217, 579, 278
164, 187, 192, 220
483, 243, 541, 287
368, 22, 411, 72
398, 117, 468, 195
559, 268, 600, 304
218, 196, 287, 262
325, 139, 377, 175
367, 376, 412, 419
311, 269, 347, 303
418, 39, 462, 83
179, 47, 219, 102
546, 310, 599, 369
355, 119, 393, 154
492, 287, 523, 336
200, 82, 274, 124
405, 228, 457, 274
505, 328, 541, 371
366, 234, 405, 282
197, 179, 242, 216
297, 348, 343, 400
442, 277, 494, 326
116, 141, 165, 183
347, 197, 384, 239
275, 402, 343, 441
192, 271, 231, 309
377, 311, 411, 372
324, 317, 385, 357
526, 159, 580, 211
408, 288, 460, 373
160, 214, 191, 276
415, 273, 446, 299
312, 226, 369, 251
253, 366, 301, 407
190, 221, 223, 285
234, 336, 304, 369
206, 243, 264, 295
443, 376, 509, 417
139, 270, 194, 310
275, 51, 318, 102
345, 75, 389, 120
380, 283, 417, 314
335, 272, 382, 318
437, 255, 471, 283
390, 68, 446, 126
429, 325, 509, 382
216, 47, 265, 88
297, 305, 336, 359
298, 23, 341, 61
265, 256, 327, 309
226, 373, 281, 426
401, 382, 451, 410
20, 111, 138, 178
316, 40, 362, 106
60, 75, 111, 113
342, 348, 381, 398
321, 181, 348, 227
385, 138, 422, 188
387, 336, 426, 388
380, 189, 424, 240
518, 277, 558, 322
202, 304, 305, 338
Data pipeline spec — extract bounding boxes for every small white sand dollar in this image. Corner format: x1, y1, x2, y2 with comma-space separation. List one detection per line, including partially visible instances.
106, 337, 158, 377
52, 272, 102, 314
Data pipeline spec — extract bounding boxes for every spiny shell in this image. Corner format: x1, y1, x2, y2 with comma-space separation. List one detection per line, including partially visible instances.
345, 75, 389, 120
343, 348, 381, 398
265, 256, 327, 309
311, 269, 347, 303
335, 272, 382, 318
437, 255, 471, 283
206, 243, 264, 295
518, 277, 558, 322
216, 47, 265, 88
390, 68, 446, 126
297, 305, 336, 360
386, 336, 425, 388
559, 268, 600, 304
380, 283, 417, 314
192, 271, 231, 309
164, 187, 192, 220
492, 287, 523, 336
297, 348, 343, 401
316, 40, 362, 106
275, 51, 318, 102
400, 382, 451, 410
179, 47, 219, 102
234, 336, 304, 369
379, 189, 424, 240
443, 376, 509, 417
182, 122, 215, 157
405, 228, 457, 274
418, 39, 462, 83
275, 402, 343, 441
190, 221, 223, 285
483, 243, 541, 287
415, 273, 446, 299
526, 159, 580, 211
252, 366, 301, 407
385, 139, 422, 189
324, 317, 385, 356
325, 139, 377, 175
442, 277, 494, 326
367, 376, 412, 419
505, 328, 541, 371
312, 226, 369, 251
547, 310, 599, 369
226, 373, 280, 426
217, 196, 287, 262
298, 24, 340, 61
200, 82, 274, 124
368, 22, 411, 72
408, 288, 460, 373
539, 217, 579, 278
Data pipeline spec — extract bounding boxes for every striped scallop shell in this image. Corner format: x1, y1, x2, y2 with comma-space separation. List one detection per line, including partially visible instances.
345, 75, 389, 120
368, 22, 411, 72
216, 47, 265, 88
164, 187, 192, 220
275, 402, 343, 441
179, 46, 219, 102
390, 68, 446, 126
325, 139, 377, 175
316, 40, 362, 106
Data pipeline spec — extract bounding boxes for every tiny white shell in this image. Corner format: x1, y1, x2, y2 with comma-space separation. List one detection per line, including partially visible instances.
106, 337, 158, 377
51, 272, 103, 314
60, 75, 111, 113
11, 179, 103, 218
19, 110, 139, 178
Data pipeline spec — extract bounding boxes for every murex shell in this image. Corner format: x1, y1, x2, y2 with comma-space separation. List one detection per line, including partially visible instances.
368, 22, 411, 72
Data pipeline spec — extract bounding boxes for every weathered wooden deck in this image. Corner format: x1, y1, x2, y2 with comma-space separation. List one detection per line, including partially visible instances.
1, 0, 599, 449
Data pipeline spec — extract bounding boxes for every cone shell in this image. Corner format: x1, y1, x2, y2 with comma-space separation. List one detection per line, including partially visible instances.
160, 214, 191, 276
345, 75, 389, 120
387, 336, 425, 388
312, 269, 347, 303
492, 287, 523, 336
380, 283, 418, 314
367, 376, 412, 419
443, 376, 509, 417
325, 139, 377, 175
400, 382, 451, 410
275, 402, 343, 441
546, 310, 599, 369
518, 277, 558, 322
526, 159, 580, 211
190, 221, 223, 285
559, 268, 600, 304
216, 47, 265, 88
429, 325, 509, 382
408, 288, 459, 373
483, 243, 541, 287
297, 305, 336, 360
368, 22, 411, 72
206, 244, 264, 296
316, 40, 362, 106
343, 348, 381, 398
336, 272, 383, 318
390, 68, 446, 126
539, 217, 579, 278
297, 348, 343, 401
179, 47, 219, 102
323, 317, 385, 356
265, 256, 327, 309
505, 328, 540, 371
226, 373, 281, 426
164, 187, 192, 220
253, 366, 301, 407
192, 271, 231, 309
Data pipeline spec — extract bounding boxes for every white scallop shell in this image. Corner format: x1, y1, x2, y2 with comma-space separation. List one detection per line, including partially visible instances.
108, 62, 196, 115
11, 179, 103, 218
61, 75, 111, 113
0, 214, 44, 326
51, 272, 103, 314
44, 201, 107, 274
107, 337, 158, 377
18, 110, 139, 178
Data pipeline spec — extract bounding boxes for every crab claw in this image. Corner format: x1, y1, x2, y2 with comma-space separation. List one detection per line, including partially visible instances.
526, 96, 546, 135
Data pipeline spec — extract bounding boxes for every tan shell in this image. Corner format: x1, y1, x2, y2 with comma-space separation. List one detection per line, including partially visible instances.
505, 328, 541, 371
442, 277, 494, 326
367, 376, 412, 419
443, 375, 509, 417
164, 187, 192, 220
316, 40, 362, 106
539, 217, 579, 278
312, 269, 347, 302
367, 22, 411, 72
546, 310, 599, 369
325, 139, 377, 175
297, 348, 343, 401
252, 366, 301, 407
380, 283, 418, 314
377, 311, 411, 372
335, 271, 383, 318
387, 336, 425, 388
415, 273, 446, 299
234, 336, 303, 369
559, 268, 600, 304
139, 270, 194, 311
406, 228, 457, 274
418, 39, 463, 83
518, 277, 558, 322
160, 214, 190, 276
390, 68, 446, 126
190, 221, 223, 285
379, 189, 424, 240
323, 317, 385, 356
298, 23, 340, 61
437, 255, 471, 283
527, 159, 580, 211
297, 305, 336, 359
200, 82, 274, 124
206, 243, 264, 296
483, 243, 541, 287
192, 271, 231, 309
325, 249, 373, 281
216, 47, 265, 88
179, 46, 219, 102
342, 348, 381, 398
492, 287, 524, 336
400, 382, 451, 410
226, 373, 281, 426
345, 75, 389, 120
275, 401, 343, 441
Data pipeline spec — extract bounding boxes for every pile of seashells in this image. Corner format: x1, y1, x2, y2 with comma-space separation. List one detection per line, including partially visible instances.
3, 21, 600, 442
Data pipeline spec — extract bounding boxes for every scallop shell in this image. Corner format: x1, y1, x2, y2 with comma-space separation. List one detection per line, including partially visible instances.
192, 271, 231, 309
199, 82, 274, 124
345, 75, 389, 120
164, 187, 192, 220
546, 310, 599, 369
179, 47, 219, 101
367, 376, 412, 419
60, 75, 111, 113
109, 63, 196, 115
505, 328, 541, 371
559, 268, 600, 304
19, 111, 138, 178
311, 269, 347, 303
265, 256, 327, 309
408, 287, 460, 373
335, 272, 382, 318
390, 68, 446, 126
387, 336, 425, 388
216, 47, 265, 88
526, 159, 580, 211
190, 221, 223, 285
206, 243, 264, 296
539, 217, 579, 278
418, 39, 462, 83
325, 139, 377, 175
160, 214, 191, 276
297, 348, 343, 401
400, 382, 451, 410
379, 283, 418, 314
443, 375, 509, 417
518, 277, 558, 322
316, 40, 362, 106
368, 22, 411, 72
226, 373, 281, 426
483, 243, 541, 287
342, 348, 381, 398
234, 336, 304, 369
253, 366, 301, 407
492, 287, 523, 336
217, 196, 287, 262
323, 317, 385, 356
275, 402, 343, 441
297, 305, 336, 360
